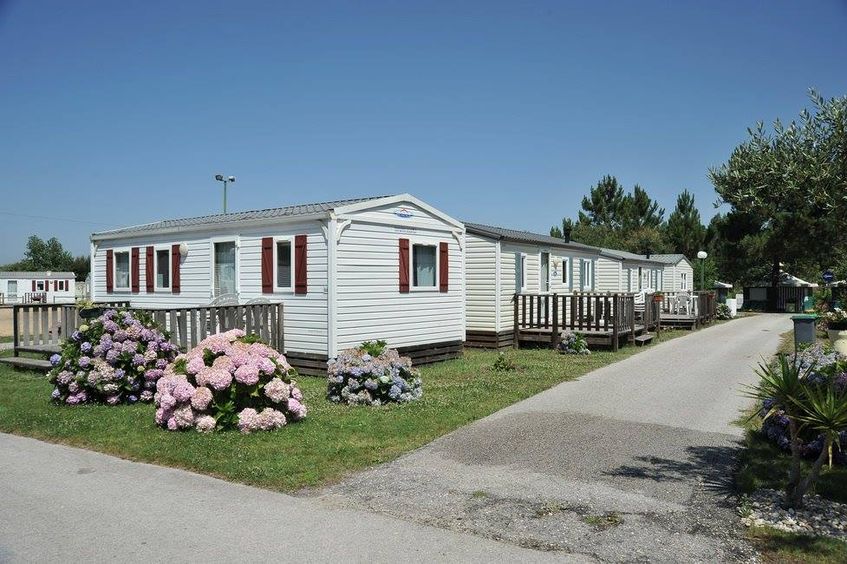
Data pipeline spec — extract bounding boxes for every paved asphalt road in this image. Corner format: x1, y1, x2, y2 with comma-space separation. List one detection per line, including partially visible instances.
321, 314, 792, 562
0, 314, 790, 563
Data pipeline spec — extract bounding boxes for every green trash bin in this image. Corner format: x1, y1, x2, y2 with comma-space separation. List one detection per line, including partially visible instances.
792, 314, 818, 351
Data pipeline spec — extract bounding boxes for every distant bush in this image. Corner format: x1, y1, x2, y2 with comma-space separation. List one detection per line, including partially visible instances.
716, 303, 732, 320
491, 352, 517, 372
557, 331, 590, 355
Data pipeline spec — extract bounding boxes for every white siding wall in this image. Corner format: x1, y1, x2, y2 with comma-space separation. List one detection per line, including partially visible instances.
334, 202, 464, 352
595, 258, 622, 292
678, 261, 694, 291
465, 233, 497, 332
92, 222, 329, 355
661, 265, 677, 292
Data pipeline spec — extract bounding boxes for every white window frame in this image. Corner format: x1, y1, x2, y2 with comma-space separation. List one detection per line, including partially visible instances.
519, 253, 528, 293
154, 246, 172, 291
561, 257, 571, 287
273, 236, 295, 293
539, 251, 551, 294
680, 272, 688, 291
113, 249, 131, 292
210, 237, 240, 297
36, 280, 45, 292
581, 259, 594, 291
410, 240, 439, 292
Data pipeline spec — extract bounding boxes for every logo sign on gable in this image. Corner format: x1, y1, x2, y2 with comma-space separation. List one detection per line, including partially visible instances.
394, 207, 414, 219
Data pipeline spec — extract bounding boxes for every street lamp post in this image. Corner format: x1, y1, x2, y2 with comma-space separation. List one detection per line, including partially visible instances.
214, 174, 236, 213
696, 250, 708, 291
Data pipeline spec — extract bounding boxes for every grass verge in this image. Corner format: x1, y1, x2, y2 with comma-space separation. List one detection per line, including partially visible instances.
0, 330, 687, 492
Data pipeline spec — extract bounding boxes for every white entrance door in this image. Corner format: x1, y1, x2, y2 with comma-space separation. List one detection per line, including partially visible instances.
7, 281, 17, 303
540, 252, 550, 293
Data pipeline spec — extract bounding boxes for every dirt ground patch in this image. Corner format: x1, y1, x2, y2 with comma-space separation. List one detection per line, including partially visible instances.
0, 307, 12, 337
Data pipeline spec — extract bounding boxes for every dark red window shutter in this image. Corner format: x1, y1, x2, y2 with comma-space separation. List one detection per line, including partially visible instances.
106, 250, 114, 293
261, 237, 274, 293
131, 247, 140, 293
145, 246, 154, 292
31, 280, 36, 292
439, 242, 449, 292
294, 235, 307, 295
399, 238, 410, 293
171, 244, 181, 294
65, 279, 70, 291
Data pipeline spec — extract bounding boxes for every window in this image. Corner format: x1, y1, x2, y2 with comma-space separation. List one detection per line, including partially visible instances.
562, 257, 570, 286
213, 241, 237, 296
155, 248, 170, 289
581, 259, 594, 290
113, 251, 130, 290
517, 253, 527, 292
412, 244, 436, 288
680, 272, 688, 290
275, 239, 293, 290
36, 281, 45, 292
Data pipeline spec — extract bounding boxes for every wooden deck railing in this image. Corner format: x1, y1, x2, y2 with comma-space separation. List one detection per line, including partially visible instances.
13, 302, 285, 356
22, 292, 48, 304
513, 292, 636, 351
12, 301, 131, 353
0, 293, 4, 305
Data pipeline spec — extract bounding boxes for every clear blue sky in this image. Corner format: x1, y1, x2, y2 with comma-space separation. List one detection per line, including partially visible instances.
1, 0, 845, 263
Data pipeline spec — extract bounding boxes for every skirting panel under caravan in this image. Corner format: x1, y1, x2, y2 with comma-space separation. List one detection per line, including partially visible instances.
285, 339, 464, 377
464, 330, 515, 350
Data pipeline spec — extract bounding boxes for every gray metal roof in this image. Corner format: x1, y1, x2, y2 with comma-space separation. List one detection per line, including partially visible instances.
92, 195, 394, 239
649, 253, 690, 265
464, 222, 600, 253
599, 248, 666, 265
0, 271, 76, 279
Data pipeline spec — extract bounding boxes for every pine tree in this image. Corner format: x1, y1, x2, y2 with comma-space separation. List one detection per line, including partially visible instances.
665, 190, 705, 259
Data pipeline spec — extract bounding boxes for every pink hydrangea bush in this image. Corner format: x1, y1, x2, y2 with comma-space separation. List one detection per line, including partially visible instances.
155, 329, 306, 433
49, 309, 177, 405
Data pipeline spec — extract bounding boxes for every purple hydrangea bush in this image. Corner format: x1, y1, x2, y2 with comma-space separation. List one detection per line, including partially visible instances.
758, 343, 847, 464
557, 331, 590, 355
48, 309, 177, 405
155, 329, 306, 433
327, 342, 423, 406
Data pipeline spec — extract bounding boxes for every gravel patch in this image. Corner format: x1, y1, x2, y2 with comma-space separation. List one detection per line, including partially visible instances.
740, 488, 847, 541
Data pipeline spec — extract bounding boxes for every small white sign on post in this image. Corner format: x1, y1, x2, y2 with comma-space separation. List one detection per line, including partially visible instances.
726, 298, 738, 318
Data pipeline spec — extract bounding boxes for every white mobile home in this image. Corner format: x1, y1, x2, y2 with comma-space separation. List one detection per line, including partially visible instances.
651, 254, 694, 293
0, 271, 76, 305
464, 223, 601, 348
90, 194, 465, 373
597, 249, 666, 294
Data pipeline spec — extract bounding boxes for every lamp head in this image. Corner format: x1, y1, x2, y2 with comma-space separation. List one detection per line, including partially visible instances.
227, 176, 235, 183
215, 174, 224, 181
697, 251, 708, 260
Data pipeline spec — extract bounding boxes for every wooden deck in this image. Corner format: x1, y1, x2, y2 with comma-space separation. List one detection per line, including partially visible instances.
513, 292, 658, 351
660, 313, 699, 330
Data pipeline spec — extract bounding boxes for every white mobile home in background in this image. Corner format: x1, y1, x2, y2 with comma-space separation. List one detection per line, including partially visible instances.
0, 271, 76, 304
90, 194, 465, 373
651, 254, 694, 292
597, 249, 666, 294
464, 223, 601, 348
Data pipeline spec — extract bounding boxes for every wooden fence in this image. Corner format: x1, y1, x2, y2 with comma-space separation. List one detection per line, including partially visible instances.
22, 292, 48, 304
13, 302, 284, 355
513, 292, 637, 351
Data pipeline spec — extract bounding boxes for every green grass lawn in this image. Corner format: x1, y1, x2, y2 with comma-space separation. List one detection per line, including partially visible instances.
0, 330, 686, 492
735, 330, 847, 563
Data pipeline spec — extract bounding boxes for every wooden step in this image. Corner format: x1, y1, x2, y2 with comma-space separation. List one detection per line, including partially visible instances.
14, 344, 60, 357
0, 356, 53, 372
634, 334, 655, 346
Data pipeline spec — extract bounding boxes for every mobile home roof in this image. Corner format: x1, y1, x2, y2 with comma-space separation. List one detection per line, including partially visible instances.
464, 222, 600, 254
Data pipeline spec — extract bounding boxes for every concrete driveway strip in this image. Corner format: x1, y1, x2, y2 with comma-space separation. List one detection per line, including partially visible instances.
321, 314, 792, 563
0, 433, 589, 564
